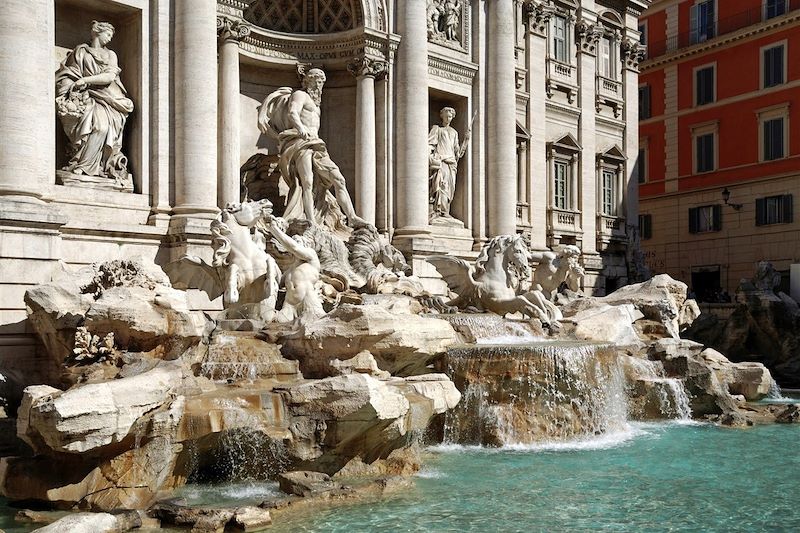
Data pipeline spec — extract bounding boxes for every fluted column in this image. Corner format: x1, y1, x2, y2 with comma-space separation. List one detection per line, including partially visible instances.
395, 0, 429, 232
622, 37, 645, 226
348, 57, 387, 226
0, 0, 53, 201
173, 0, 218, 218
487, 0, 518, 237
217, 17, 250, 209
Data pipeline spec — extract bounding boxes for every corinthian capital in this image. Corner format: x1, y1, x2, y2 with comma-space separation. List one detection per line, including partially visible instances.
575, 19, 605, 55
621, 37, 647, 70
217, 16, 251, 43
347, 56, 388, 80
523, 0, 557, 36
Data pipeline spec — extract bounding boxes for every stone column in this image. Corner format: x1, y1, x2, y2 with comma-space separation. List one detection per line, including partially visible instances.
576, 20, 603, 256
395, 0, 429, 234
487, 0, 518, 237
622, 38, 644, 224
217, 17, 250, 209
525, 1, 554, 250
348, 57, 387, 226
173, 0, 219, 219
0, 0, 54, 201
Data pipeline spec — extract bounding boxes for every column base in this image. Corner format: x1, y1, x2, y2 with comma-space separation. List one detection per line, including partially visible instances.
165, 214, 215, 263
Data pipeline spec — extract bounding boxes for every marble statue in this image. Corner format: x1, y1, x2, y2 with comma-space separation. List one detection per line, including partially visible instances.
427, 0, 461, 43
348, 225, 425, 295
428, 107, 471, 220
264, 215, 325, 324
427, 235, 562, 325
257, 67, 368, 231
443, 0, 462, 41
752, 261, 782, 292
164, 200, 280, 322
531, 245, 585, 300
55, 21, 134, 190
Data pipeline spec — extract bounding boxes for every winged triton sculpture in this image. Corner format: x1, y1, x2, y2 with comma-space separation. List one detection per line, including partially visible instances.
530, 245, 585, 301
426, 235, 562, 325
163, 200, 281, 322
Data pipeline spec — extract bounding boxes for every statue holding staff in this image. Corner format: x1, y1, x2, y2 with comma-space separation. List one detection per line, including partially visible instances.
428, 107, 475, 220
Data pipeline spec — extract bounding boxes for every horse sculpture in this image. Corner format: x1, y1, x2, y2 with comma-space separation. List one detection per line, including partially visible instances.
531, 245, 585, 301
427, 235, 562, 325
164, 200, 281, 321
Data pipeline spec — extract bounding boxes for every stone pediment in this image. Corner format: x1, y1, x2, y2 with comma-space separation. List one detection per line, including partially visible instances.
548, 132, 582, 154
598, 144, 627, 163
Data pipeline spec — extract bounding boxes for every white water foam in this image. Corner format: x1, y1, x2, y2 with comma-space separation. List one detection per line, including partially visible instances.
416, 468, 446, 479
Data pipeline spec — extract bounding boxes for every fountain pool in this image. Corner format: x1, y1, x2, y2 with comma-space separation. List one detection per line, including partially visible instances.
264, 422, 800, 532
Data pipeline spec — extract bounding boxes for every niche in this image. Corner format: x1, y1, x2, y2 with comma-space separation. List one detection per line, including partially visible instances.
428, 90, 471, 226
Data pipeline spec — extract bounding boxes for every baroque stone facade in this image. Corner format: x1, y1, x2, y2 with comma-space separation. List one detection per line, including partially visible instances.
0, 0, 647, 378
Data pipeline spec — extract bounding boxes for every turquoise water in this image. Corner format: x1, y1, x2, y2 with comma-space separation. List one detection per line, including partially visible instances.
272, 422, 800, 532
2, 422, 799, 532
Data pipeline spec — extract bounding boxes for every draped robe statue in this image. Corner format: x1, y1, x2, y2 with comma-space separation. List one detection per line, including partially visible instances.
429, 107, 468, 220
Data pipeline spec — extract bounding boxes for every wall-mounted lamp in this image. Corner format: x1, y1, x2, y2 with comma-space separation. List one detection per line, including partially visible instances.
722, 187, 742, 210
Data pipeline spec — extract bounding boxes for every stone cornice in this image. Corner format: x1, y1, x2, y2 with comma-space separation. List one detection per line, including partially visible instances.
238, 26, 400, 68
642, 10, 800, 70
428, 53, 479, 86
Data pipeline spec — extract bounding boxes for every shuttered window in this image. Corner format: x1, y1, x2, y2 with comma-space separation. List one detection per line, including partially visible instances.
601, 169, 616, 216
639, 214, 653, 240
763, 44, 785, 88
554, 161, 568, 209
639, 85, 651, 119
689, 205, 721, 233
756, 194, 793, 225
690, 0, 716, 44
765, 0, 787, 20
552, 16, 568, 62
763, 117, 785, 161
695, 132, 715, 173
695, 66, 714, 105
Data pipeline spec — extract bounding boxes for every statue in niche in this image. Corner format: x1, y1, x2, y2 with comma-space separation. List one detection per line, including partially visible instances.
258, 67, 369, 235
427, 235, 562, 326
428, 107, 472, 222
55, 21, 134, 191
163, 200, 281, 323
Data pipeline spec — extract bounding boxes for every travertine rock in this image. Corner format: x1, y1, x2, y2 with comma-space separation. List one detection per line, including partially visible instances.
31, 511, 140, 533
400, 374, 461, 414
281, 304, 458, 377
566, 304, 644, 346
699, 348, 772, 401
331, 351, 391, 379
278, 470, 340, 497
19, 365, 184, 454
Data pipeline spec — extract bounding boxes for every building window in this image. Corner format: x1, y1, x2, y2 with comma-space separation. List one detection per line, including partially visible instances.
763, 117, 785, 160
639, 85, 651, 119
637, 146, 647, 183
695, 65, 715, 106
598, 36, 615, 79
639, 214, 652, 240
689, 205, 721, 233
554, 160, 569, 209
638, 22, 647, 45
695, 132, 715, 173
551, 15, 568, 63
764, 0, 787, 20
756, 194, 793, 225
601, 169, 617, 215
762, 43, 786, 88
690, 0, 716, 44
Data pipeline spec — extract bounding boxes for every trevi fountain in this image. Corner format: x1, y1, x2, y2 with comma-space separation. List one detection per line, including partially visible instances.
0, 1, 798, 532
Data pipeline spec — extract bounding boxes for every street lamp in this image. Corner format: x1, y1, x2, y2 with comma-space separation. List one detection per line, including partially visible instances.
722, 187, 742, 210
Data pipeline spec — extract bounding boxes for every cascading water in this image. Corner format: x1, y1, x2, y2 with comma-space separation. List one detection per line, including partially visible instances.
624, 357, 692, 420
441, 343, 630, 446
434, 313, 545, 345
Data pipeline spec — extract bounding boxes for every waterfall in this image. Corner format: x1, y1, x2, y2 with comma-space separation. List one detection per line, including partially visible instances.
441, 343, 630, 446
623, 357, 692, 421
433, 313, 545, 345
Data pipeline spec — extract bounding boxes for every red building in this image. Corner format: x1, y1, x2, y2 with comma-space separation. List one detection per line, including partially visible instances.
638, 0, 800, 301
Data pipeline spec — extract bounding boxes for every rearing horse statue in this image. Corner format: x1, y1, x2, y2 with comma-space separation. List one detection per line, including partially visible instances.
427, 235, 562, 325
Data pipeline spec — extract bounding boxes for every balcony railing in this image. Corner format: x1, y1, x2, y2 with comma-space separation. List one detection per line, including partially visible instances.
548, 208, 582, 236
546, 58, 578, 103
597, 76, 623, 101
645, 0, 800, 60
597, 214, 627, 242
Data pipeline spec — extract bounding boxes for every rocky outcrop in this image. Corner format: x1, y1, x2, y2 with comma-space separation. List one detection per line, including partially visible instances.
31, 511, 141, 533
280, 303, 459, 377
330, 351, 391, 379
565, 304, 644, 346
685, 289, 800, 387
151, 502, 271, 532
561, 274, 699, 340
24, 260, 206, 387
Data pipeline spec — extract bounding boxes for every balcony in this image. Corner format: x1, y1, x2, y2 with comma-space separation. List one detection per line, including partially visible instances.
548, 208, 582, 239
646, 0, 800, 60
595, 76, 623, 117
545, 59, 578, 103
597, 214, 627, 248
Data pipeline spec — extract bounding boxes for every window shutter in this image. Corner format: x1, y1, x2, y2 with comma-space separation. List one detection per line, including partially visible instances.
782, 194, 793, 223
756, 197, 766, 226
643, 214, 652, 239
712, 204, 722, 231
690, 4, 698, 44
689, 207, 698, 234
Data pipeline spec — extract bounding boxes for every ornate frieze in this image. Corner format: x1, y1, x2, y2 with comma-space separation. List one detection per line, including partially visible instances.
427, 0, 470, 53
575, 19, 604, 55
428, 55, 478, 86
347, 56, 388, 79
217, 16, 251, 43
